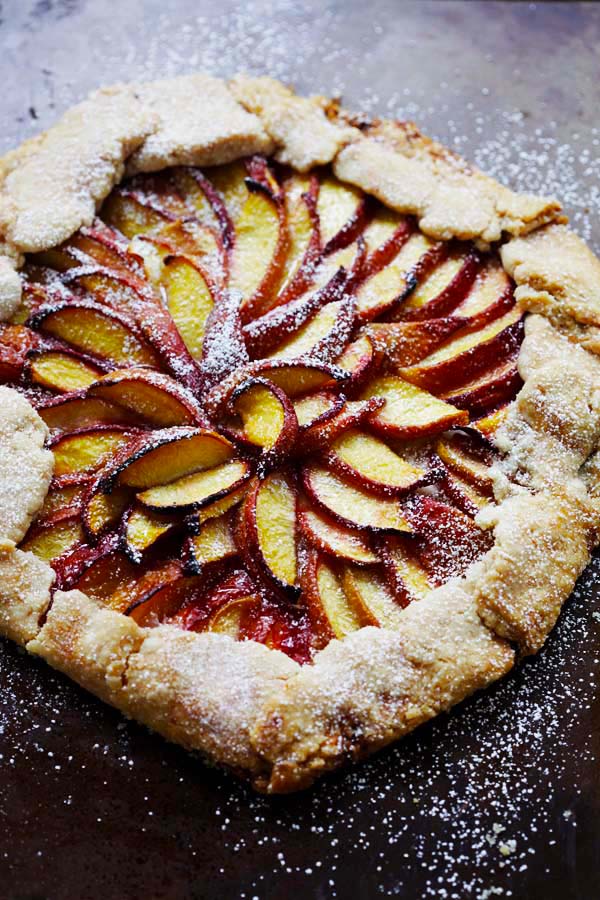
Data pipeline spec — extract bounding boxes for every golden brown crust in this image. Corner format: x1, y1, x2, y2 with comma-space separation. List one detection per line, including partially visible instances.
0, 73, 598, 792
125, 74, 274, 176
0, 86, 156, 254
0, 255, 22, 320
122, 627, 298, 775
230, 75, 359, 173
501, 224, 600, 353
0, 386, 53, 547
251, 583, 514, 792
333, 121, 565, 248
0, 547, 54, 644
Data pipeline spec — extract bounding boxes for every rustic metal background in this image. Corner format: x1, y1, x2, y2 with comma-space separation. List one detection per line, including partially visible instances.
1, 2, 599, 898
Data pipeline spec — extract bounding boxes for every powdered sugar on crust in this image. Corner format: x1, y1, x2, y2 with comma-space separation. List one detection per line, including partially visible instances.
0, 386, 53, 547
0, 86, 155, 254
333, 119, 565, 248
230, 75, 359, 172
0, 255, 22, 320
125, 74, 274, 176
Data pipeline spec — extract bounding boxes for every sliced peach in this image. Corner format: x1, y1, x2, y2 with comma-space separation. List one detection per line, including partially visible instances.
20, 511, 84, 563
205, 160, 250, 221
317, 175, 368, 254
207, 594, 259, 637
300, 397, 384, 453
301, 549, 364, 646
52, 530, 121, 590
243, 268, 348, 358
399, 250, 479, 321
325, 429, 427, 496
251, 359, 346, 397
88, 368, 205, 427
123, 505, 177, 562
73, 548, 138, 602
269, 295, 355, 364
173, 568, 256, 633
171, 166, 234, 247
190, 482, 249, 528
377, 536, 433, 606
39, 394, 133, 432
50, 427, 133, 483
117, 563, 191, 625
101, 188, 175, 239
275, 174, 321, 305
0, 323, 39, 382
230, 181, 288, 321
470, 404, 510, 438
303, 463, 412, 532
439, 468, 491, 517
240, 472, 298, 595
137, 458, 251, 511
185, 512, 237, 575
293, 390, 343, 430
112, 427, 234, 490
342, 564, 405, 626
160, 255, 216, 360
334, 333, 377, 387
29, 351, 103, 393
435, 434, 495, 495
440, 359, 522, 414
399, 307, 524, 392
82, 483, 130, 541
354, 228, 429, 323
360, 375, 469, 439
231, 378, 298, 469
37, 483, 88, 520
364, 317, 465, 368
362, 208, 412, 263
299, 505, 378, 565
453, 257, 513, 328
404, 495, 493, 584
199, 289, 249, 389
29, 301, 159, 367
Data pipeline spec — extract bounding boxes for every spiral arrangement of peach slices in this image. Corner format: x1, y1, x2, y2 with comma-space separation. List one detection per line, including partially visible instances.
1, 156, 524, 663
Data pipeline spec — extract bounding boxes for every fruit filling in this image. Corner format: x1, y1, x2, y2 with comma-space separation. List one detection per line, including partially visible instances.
2, 157, 524, 664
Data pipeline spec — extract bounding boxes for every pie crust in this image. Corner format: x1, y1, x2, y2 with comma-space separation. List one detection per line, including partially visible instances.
0, 73, 598, 793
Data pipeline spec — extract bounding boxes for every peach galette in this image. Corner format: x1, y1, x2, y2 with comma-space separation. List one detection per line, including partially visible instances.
0, 75, 599, 793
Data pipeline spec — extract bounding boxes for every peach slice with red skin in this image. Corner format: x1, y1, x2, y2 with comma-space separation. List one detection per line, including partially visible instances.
360, 375, 469, 439
363, 317, 465, 369
170, 166, 235, 251
172, 568, 257, 633
301, 548, 365, 648
70, 546, 138, 601
397, 249, 480, 322
435, 433, 495, 495
82, 482, 131, 542
375, 536, 433, 607
137, 458, 252, 512
323, 429, 428, 497
298, 504, 378, 565
184, 511, 238, 576
29, 300, 160, 368
317, 176, 369, 255
38, 393, 134, 432
123, 505, 178, 563
199, 289, 250, 390
302, 463, 413, 533
206, 594, 260, 638
243, 268, 349, 358
399, 307, 524, 392
0, 323, 42, 382
342, 564, 406, 626
269, 294, 356, 366
230, 377, 298, 471
159, 255, 216, 361
239, 472, 299, 597
101, 186, 178, 239
403, 495, 493, 585
52, 530, 123, 591
49, 426, 134, 485
293, 390, 344, 431
230, 175, 289, 322
438, 467, 491, 517
299, 397, 384, 454
273, 173, 321, 307
20, 508, 85, 566
29, 350, 104, 393
440, 358, 522, 415
88, 368, 206, 428
102, 426, 234, 491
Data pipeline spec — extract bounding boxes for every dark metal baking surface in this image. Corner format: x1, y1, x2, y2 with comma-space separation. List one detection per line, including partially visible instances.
1, 2, 599, 898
